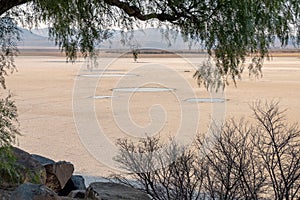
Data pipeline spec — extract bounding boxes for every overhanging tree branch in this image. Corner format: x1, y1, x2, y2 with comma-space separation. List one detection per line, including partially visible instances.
0, 0, 299, 89
0, 0, 30, 16
103, 0, 184, 22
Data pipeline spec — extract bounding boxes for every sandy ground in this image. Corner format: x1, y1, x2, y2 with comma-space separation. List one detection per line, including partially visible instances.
5, 53, 300, 179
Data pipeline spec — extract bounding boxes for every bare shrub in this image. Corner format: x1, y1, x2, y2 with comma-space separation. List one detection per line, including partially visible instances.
113, 101, 300, 200
251, 101, 300, 200
197, 119, 266, 200
113, 137, 206, 200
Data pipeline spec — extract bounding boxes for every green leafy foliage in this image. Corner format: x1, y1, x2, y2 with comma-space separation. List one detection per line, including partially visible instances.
0, 95, 20, 147
0, 146, 22, 187
193, 60, 225, 91
31, 0, 114, 61
0, 95, 21, 187
0, 16, 20, 89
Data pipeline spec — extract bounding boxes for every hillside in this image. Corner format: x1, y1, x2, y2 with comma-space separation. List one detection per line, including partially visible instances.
18, 27, 298, 51
18, 28, 194, 50
18, 28, 56, 48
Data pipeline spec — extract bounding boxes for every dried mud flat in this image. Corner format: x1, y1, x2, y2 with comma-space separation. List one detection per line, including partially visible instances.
5, 51, 300, 179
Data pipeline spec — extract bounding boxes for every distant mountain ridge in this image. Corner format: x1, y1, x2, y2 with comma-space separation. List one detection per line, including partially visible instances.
18, 28, 56, 48
18, 27, 297, 50
100, 29, 192, 50
18, 28, 195, 50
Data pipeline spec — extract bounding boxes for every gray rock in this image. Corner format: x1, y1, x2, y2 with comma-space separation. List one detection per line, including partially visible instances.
32, 154, 55, 165
0, 147, 46, 189
71, 175, 86, 190
85, 182, 150, 200
0, 188, 13, 200
44, 161, 74, 193
10, 183, 59, 200
58, 175, 86, 196
13, 147, 47, 184
68, 190, 86, 198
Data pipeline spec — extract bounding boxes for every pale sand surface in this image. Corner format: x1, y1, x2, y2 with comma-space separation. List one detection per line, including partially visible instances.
5, 54, 300, 178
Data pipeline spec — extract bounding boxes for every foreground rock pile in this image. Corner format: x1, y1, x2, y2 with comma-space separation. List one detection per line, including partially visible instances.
0, 147, 150, 200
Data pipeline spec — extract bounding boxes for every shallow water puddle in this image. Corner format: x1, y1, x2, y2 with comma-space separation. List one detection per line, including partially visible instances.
185, 98, 225, 103
82, 69, 125, 72
92, 96, 114, 99
112, 87, 175, 92
79, 73, 137, 77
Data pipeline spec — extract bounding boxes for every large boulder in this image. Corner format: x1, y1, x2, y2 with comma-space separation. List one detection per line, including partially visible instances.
58, 175, 86, 196
10, 183, 59, 200
44, 161, 75, 193
0, 147, 46, 189
32, 154, 75, 193
71, 175, 86, 190
85, 182, 150, 200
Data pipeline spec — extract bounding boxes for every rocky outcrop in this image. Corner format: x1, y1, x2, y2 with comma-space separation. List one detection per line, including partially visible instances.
1, 148, 152, 200
85, 182, 151, 200
10, 183, 59, 200
13, 147, 47, 184
5, 182, 151, 200
0, 147, 46, 189
31, 154, 76, 194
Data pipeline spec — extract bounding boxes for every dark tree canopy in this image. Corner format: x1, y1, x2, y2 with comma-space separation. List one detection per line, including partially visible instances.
0, 0, 300, 88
